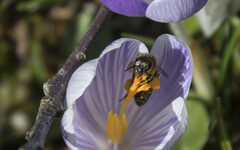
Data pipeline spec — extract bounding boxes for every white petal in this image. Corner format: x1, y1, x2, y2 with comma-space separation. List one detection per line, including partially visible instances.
66, 59, 98, 108
61, 109, 78, 150
99, 38, 148, 58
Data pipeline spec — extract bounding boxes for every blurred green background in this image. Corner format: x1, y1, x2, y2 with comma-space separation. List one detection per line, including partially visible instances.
0, 0, 240, 150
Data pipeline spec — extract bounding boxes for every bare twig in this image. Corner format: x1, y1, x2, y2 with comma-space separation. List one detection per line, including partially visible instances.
19, 5, 112, 150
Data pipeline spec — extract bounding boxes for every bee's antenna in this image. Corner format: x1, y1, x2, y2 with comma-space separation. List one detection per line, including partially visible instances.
125, 65, 134, 72
158, 66, 169, 78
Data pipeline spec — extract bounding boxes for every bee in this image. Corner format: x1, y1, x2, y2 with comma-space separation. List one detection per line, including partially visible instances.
120, 54, 168, 106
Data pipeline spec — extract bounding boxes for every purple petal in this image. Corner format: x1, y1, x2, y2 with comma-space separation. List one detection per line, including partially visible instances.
62, 35, 192, 149
146, 0, 208, 22
150, 34, 193, 102
123, 98, 187, 150
72, 99, 108, 149
72, 39, 148, 148
122, 34, 192, 149
101, 0, 148, 16
61, 59, 98, 150
61, 109, 78, 150
62, 38, 147, 149
66, 38, 139, 108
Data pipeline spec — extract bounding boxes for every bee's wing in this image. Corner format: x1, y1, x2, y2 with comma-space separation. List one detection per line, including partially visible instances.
158, 66, 169, 78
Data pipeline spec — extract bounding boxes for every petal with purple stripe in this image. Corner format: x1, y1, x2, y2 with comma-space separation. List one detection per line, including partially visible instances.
123, 97, 187, 150
61, 35, 192, 150
61, 59, 98, 150
72, 39, 148, 149
61, 38, 147, 150
121, 34, 192, 149
146, 0, 208, 22
150, 34, 193, 103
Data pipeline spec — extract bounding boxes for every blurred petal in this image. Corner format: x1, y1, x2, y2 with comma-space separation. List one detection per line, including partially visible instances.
124, 97, 187, 150
72, 39, 149, 148
146, 0, 208, 22
196, 0, 229, 37
100, 0, 148, 16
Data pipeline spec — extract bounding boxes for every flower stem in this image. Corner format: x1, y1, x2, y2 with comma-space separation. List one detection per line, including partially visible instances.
19, 5, 113, 150
216, 98, 233, 150
218, 17, 240, 89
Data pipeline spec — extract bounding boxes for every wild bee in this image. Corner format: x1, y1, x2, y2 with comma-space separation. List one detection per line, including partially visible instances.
120, 54, 168, 106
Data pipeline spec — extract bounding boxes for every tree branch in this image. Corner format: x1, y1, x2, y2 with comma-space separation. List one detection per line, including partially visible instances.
19, 5, 112, 150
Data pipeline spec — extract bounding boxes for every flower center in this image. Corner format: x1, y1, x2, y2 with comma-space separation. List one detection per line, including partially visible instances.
106, 75, 160, 144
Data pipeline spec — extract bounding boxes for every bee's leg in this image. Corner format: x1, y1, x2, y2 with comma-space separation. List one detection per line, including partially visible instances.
119, 79, 133, 102
119, 93, 128, 102
154, 71, 159, 77
124, 79, 133, 91
149, 77, 160, 90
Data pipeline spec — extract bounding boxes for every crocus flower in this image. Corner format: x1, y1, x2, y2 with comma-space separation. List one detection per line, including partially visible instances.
61, 34, 193, 150
101, 0, 208, 22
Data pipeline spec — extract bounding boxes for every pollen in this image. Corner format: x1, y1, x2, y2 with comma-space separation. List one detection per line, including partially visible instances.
106, 75, 160, 143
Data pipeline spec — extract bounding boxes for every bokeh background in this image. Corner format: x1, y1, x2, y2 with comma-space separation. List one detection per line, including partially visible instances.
0, 0, 240, 149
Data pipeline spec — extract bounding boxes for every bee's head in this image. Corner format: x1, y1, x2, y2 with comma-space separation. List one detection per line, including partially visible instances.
134, 57, 152, 76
